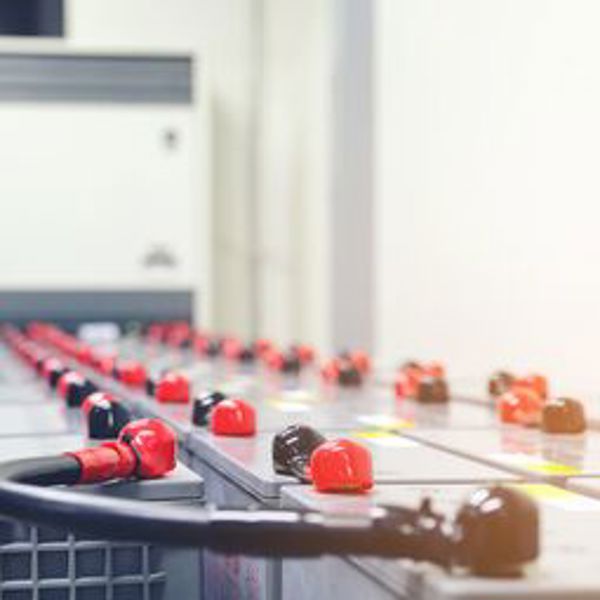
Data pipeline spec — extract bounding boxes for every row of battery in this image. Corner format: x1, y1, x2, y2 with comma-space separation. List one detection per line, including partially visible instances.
0, 340, 204, 600
7, 332, 600, 599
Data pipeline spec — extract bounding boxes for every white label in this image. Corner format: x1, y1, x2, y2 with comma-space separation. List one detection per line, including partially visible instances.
353, 431, 418, 448
281, 389, 316, 403
356, 414, 414, 429
271, 401, 310, 413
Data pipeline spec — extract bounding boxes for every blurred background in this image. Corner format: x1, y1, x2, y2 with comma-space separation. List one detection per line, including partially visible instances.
2, 0, 600, 390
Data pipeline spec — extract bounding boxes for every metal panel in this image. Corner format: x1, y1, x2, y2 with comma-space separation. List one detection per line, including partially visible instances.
0, 53, 192, 103
0, 290, 194, 328
0, 341, 204, 600
331, 0, 374, 351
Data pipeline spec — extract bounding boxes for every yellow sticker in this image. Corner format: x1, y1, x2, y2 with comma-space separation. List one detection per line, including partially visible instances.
487, 453, 582, 476
517, 483, 579, 501
524, 463, 582, 476
354, 430, 393, 439
514, 483, 600, 512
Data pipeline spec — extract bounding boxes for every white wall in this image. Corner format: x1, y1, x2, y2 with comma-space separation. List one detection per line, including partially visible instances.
376, 0, 600, 390
255, 0, 334, 349
66, 0, 257, 332
66, 0, 337, 344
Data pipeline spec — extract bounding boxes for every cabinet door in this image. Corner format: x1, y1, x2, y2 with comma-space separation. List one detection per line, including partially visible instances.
0, 103, 197, 289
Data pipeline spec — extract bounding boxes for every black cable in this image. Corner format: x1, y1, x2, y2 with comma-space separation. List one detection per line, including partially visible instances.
0, 454, 539, 577
0, 454, 449, 562
0, 455, 81, 485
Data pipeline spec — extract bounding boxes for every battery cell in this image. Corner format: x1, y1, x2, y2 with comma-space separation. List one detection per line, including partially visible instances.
184, 425, 517, 600
405, 427, 600, 482
123, 376, 499, 440
0, 433, 204, 600
0, 404, 82, 436
282, 482, 600, 600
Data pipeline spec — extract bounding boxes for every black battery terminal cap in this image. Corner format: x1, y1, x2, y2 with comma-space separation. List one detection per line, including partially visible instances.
379, 486, 538, 576
488, 371, 515, 397
272, 424, 327, 482
416, 376, 449, 403
238, 347, 256, 363
542, 397, 587, 434
34, 356, 47, 374
205, 339, 223, 358
338, 362, 363, 386
281, 354, 302, 374
178, 337, 192, 349
192, 391, 228, 426
400, 360, 422, 370
66, 379, 98, 408
46, 363, 68, 389
453, 486, 539, 577
145, 377, 156, 397
83, 392, 132, 440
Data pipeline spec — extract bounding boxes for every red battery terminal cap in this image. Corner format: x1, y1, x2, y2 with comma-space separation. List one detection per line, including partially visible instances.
41, 357, 64, 378
394, 361, 446, 399
254, 338, 275, 357
89, 351, 114, 372
222, 337, 243, 360
265, 349, 285, 371
349, 350, 371, 374
69, 418, 177, 483
309, 439, 373, 493
263, 346, 302, 373
193, 333, 210, 354
165, 322, 191, 347
394, 370, 419, 398
146, 323, 167, 343
156, 372, 190, 404
75, 343, 94, 365
116, 360, 147, 387
118, 418, 177, 478
293, 344, 315, 364
512, 374, 548, 400
61, 336, 79, 358
397, 363, 425, 394
96, 355, 117, 376
211, 398, 256, 436
321, 359, 341, 382
421, 361, 445, 378
321, 357, 363, 386
498, 387, 544, 426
